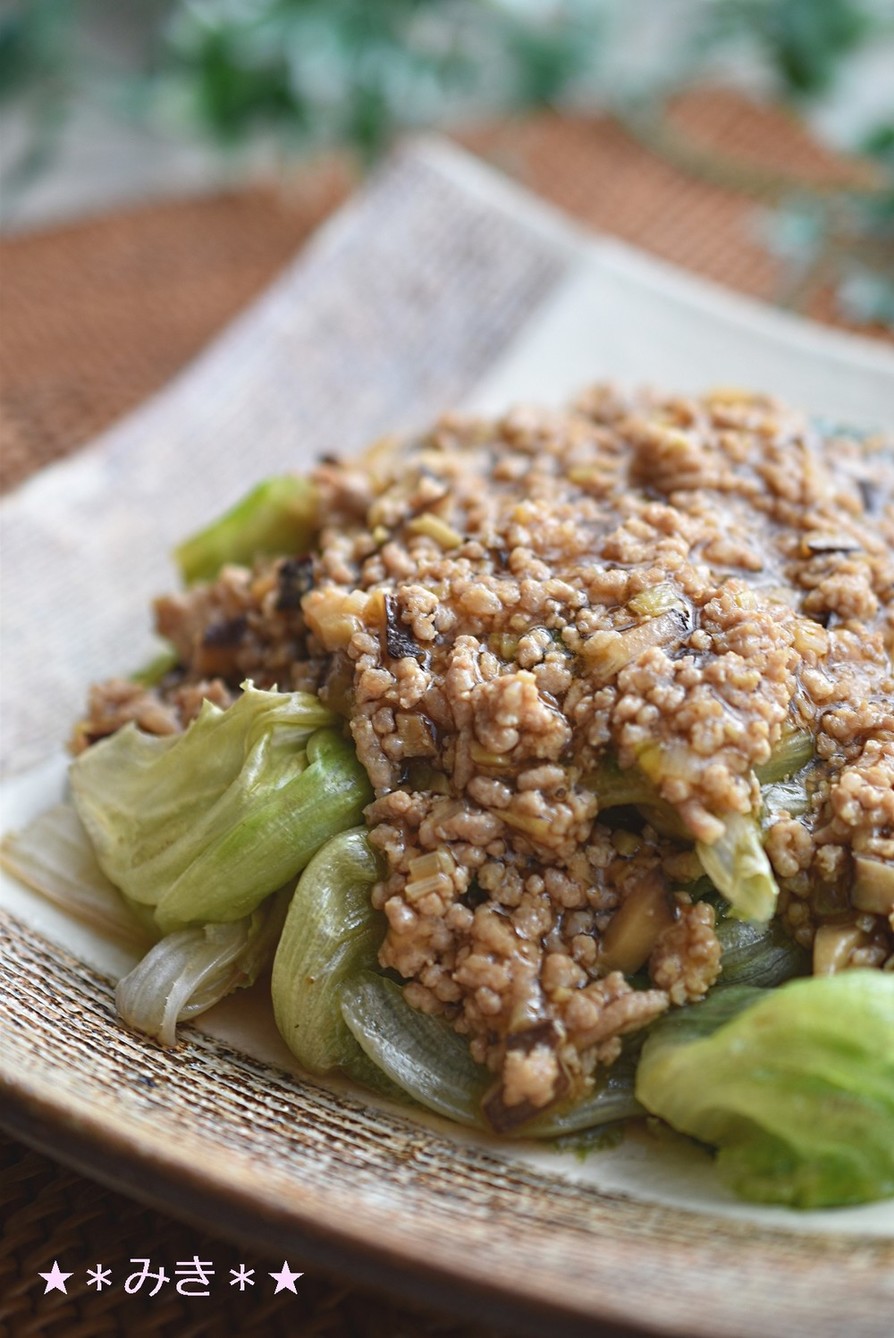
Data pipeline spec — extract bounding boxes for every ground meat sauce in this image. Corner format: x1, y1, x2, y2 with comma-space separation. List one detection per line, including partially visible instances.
77, 386, 894, 1124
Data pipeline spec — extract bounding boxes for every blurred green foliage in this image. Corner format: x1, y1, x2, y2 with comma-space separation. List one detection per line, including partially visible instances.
0, 0, 74, 185
159, 0, 603, 160
0, 0, 69, 99
705, 0, 872, 95
0, 0, 891, 327
695, 0, 894, 326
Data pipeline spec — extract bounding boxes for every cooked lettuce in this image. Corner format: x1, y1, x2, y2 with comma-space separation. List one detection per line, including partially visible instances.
714, 915, 810, 989
69, 684, 371, 933
272, 827, 643, 1132
272, 828, 385, 1079
340, 970, 645, 1135
635, 972, 894, 1208
0, 802, 155, 952
174, 475, 317, 584
341, 971, 491, 1127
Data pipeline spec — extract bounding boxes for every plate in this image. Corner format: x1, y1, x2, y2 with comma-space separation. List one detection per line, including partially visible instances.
2, 139, 893, 1338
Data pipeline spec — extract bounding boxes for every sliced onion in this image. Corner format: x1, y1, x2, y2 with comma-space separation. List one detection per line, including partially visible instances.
116, 892, 288, 1046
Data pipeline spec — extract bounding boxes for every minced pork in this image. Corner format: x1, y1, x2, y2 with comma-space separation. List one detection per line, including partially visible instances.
76, 386, 894, 1125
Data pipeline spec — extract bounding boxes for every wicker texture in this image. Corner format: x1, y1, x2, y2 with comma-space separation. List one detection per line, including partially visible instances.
462, 92, 874, 316
3, 907, 892, 1338
0, 172, 349, 493
0, 1133, 504, 1338
1, 90, 888, 493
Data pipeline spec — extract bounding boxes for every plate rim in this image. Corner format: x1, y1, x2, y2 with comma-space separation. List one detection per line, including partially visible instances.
3, 908, 893, 1338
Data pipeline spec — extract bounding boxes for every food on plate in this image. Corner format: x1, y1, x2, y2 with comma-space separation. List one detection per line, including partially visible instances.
4, 384, 893, 1204
636, 973, 894, 1209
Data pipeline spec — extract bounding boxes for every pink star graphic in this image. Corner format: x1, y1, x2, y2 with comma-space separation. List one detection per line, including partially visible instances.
268, 1261, 303, 1294
39, 1261, 73, 1294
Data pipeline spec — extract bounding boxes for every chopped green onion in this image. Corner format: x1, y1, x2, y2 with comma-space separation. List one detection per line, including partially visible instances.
696, 813, 779, 923
627, 582, 688, 618
582, 607, 691, 683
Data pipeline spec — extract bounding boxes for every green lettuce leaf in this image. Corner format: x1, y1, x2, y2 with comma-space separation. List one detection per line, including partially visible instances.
341, 971, 491, 1127
272, 828, 384, 1078
69, 684, 371, 933
635, 973, 894, 1208
340, 971, 644, 1136
174, 475, 318, 584
714, 915, 810, 988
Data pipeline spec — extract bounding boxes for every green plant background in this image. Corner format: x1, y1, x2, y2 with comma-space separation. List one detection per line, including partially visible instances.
1, 0, 892, 327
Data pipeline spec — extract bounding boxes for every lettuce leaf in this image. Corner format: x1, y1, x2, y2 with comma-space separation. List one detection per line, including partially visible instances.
174, 475, 317, 584
635, 973, 894, 1207
0, 802, 155, 952
713, 915, 810, 988
272, 827, 384, 1078
340, 971, 646, 1135
69, 684, 371, 933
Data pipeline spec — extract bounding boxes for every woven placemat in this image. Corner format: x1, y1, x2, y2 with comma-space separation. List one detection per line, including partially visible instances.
1, 89, 888, 493
0, 90, 887, 1338
0, 167, 350, 494
0, 1133, 510, 1338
